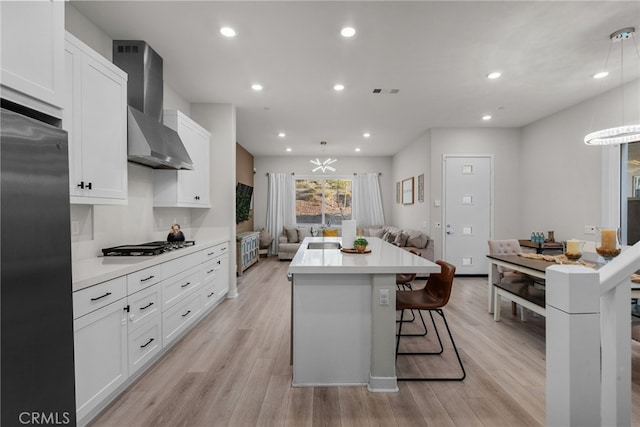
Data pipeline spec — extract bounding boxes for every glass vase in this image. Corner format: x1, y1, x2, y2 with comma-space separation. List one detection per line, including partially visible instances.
595, 227, 621, 261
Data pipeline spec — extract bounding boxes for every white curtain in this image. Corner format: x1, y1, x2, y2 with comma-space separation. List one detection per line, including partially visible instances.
352, 173, 385, 227
266, 173, 296, 255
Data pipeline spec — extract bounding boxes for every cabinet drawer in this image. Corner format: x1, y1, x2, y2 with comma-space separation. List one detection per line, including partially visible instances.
202, 257, 224, 283
162, 266, 201, 309
162, 292, 201, 346
73, 276, 127, 319
202, 242, 229, 263
128, 284, 161, 332
202, 282, 218, 310
127, 265, 162, 294
161, 252, 200, 280
128, 317, 161, 375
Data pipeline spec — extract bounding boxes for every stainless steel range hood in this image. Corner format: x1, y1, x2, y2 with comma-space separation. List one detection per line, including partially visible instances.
113, 40, 193, 170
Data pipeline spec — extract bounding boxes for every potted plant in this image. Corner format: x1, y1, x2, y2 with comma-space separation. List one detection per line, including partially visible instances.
354, 237, 369, 252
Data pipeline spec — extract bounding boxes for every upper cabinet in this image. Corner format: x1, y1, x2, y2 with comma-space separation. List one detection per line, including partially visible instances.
0, 0, 65, 118
64, 32, 128, 205
154, 110, 211, 208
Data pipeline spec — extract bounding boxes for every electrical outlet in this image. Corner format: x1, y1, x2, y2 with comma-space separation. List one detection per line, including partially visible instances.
584, 225, 596, 235
379, 289, 389, 306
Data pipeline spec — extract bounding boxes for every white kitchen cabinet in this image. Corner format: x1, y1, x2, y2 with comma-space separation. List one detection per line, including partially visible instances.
64, 32, 128, 205
127, 280, 162, 375
0, 0, 64, 118
74, 291, 128, 422
73, 242, 229, 425
202, 244, 230, 310
154, 110, 211, 208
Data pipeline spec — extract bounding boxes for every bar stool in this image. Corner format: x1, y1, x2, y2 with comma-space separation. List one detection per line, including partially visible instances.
396, 260, 466, 381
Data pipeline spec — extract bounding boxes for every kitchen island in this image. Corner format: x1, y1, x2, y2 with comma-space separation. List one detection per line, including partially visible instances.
288, 236, 440, 392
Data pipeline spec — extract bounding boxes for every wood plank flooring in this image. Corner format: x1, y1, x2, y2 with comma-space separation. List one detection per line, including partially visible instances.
90, 257, 640, 426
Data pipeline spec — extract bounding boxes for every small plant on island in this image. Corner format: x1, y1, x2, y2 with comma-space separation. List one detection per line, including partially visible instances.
354, 237, 368, 251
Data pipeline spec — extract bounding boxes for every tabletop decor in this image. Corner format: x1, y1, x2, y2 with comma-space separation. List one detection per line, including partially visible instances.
596, 227, 621, 261
354, 237, 369, 252
564, 239, 584, 260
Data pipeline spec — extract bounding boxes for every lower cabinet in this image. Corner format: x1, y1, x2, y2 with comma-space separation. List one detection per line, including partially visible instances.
128, 317, 162, 375
73, 295, 128, 422
162, 291, 202, 345
202, 250, 230, 310
73, 242, 230, 425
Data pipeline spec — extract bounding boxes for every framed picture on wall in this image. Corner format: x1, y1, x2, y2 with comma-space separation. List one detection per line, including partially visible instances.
402, 177, 414, 205
396, 181, 401, 203
417, 174, 424, 203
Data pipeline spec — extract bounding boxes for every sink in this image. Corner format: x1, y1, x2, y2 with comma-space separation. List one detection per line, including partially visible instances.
307, 242, 342, 250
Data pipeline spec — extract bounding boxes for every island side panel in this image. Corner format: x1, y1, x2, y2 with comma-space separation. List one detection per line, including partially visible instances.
369, 273, 398, 392
292, 273, 371, 386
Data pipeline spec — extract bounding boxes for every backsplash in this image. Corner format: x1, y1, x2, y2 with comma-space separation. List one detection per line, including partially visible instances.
70, 162, 193, 261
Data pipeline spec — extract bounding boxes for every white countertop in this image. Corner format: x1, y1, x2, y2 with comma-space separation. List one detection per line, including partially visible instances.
72, 236, 229, 292
288, 237, 440, 275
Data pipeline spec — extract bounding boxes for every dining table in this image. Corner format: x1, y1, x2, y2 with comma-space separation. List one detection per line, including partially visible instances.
487, 253, 640, 318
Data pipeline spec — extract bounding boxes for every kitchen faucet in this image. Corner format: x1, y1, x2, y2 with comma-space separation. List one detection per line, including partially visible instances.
327, 213, 344, 227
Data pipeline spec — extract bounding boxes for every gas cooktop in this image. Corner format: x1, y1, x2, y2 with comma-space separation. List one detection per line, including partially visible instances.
101, 240, 195, 256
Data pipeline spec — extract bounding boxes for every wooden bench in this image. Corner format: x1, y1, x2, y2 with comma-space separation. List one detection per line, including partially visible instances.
493, 281, 546, 321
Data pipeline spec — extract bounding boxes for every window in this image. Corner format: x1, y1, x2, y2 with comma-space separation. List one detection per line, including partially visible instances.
622, 141, 640, 245
295, 178, 352, 224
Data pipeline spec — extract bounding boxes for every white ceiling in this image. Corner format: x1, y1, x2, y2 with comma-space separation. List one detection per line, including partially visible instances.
71, 1, 640, 158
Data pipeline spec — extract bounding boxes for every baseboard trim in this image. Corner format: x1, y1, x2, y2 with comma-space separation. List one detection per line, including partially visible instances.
367, 374, 398, 392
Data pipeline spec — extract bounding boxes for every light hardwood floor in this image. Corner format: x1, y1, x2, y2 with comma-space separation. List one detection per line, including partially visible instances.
90, 256, 640, 426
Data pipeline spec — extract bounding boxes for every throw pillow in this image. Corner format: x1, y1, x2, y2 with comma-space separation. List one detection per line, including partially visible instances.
284, 226, 299, 243
405, 229, 428, 249
258, 228, 274, 248
394, 231, 409, 247
367, 228, 385, 239
297, 227, 312, 240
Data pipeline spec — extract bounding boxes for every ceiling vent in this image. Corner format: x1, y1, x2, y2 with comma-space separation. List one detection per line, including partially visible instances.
372, 88, 400, 94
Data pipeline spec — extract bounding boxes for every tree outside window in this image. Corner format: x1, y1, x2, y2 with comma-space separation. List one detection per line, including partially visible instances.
295, 178, 352, 224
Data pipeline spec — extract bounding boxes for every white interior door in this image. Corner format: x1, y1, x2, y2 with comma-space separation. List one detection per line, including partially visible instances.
443, 155, 493, 274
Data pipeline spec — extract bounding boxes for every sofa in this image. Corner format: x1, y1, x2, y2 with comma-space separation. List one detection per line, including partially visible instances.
361, 225, 434, 261
277, 224, 434, 262
278, 225, 313, 260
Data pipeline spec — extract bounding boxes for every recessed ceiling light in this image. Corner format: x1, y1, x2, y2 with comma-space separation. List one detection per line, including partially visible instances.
333, 84, 345, 91
251, 84, 263, 91
363, 132, 370, 138
355, 147, 361, 152
286, 148, 292, 152
278, 132, 286, 138
220, 27, 236, 38
593, 71, 609, 79
482, 115, 492, 121
341, 27, 356, 38
486, 71, 502, 80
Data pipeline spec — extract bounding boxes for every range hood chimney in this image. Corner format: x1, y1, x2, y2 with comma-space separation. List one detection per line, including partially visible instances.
113, 40, 193, 170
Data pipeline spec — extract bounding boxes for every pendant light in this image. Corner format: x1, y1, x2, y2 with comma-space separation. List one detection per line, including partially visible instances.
584, 27, 640, 145
310, 141, 337, 173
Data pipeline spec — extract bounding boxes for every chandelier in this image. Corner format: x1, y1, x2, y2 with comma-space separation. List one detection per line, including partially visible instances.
584, 27, 640, 145
310, 141, 337, 173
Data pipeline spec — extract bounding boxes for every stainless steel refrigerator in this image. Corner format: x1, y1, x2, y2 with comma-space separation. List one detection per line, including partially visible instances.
1, 105, 76, 425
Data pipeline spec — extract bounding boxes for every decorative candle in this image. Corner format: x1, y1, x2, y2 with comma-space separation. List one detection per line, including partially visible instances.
566, 239, 580, 254
601, 229, 617, 251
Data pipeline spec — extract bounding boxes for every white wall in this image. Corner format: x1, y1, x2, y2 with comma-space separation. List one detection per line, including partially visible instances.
520, 79, 640, 242
390, 128, 523, 262
253, 156, 393, 230
390, 130, 431, 234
